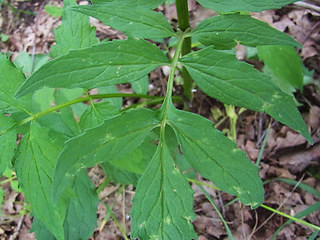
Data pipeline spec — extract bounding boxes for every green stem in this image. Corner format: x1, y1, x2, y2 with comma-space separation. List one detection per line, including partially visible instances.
224, 104, 237, 142
187, 178, 220, 190
0, 176, 17, 185
84, 88, 94, 106
35, 93, 160, 120
256, 126, 270, 167
106, 204, 129, 240
160, 31, 186, 124
176, 0, 193, 101
0, 93, 160, 136
188, 179, 320, 232
121, 96, 182, 112
260, 204, 320, 231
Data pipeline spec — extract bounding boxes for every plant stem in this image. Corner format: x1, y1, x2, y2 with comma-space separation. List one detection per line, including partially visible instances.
260, 204, 320, 231
187, 178, 220, 190
0, 176, 17, 185
176, 0, 193, 101
121, 96, 182, 112
160, 31, 186, 124
0, 93, 161, 136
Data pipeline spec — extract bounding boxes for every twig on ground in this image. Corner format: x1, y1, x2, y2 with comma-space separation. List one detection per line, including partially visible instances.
248, 175, 305, 237
8, 216, 24, 240
294, 1, 320, 12
301, 21, 320, 45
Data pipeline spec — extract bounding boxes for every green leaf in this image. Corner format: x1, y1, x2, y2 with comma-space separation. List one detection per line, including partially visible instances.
0, 188, 4, 215
180, 47, 312, 143
102, 130, 158, 186
59, 88, 89, 118
63, 170, 99, 240
31, 217, 56, 240
98, 85, 123, 110
0, 115, 17, 175
72, 2, 174, 39
196, 0, 299, 12
257, 45, 303, 93
0, 53, 32, 113
13, 51, 50, 76
32, 88, 55, 112
52, 108, 160, 203
131, 138, 197, 239
80, 102, 119, 131
0, 33, 9, 42
14, 122, 65, 240
15, 39, 170, 98
51, 0, 98, 58
101, 162, 141, 186
193, 13, 301, 49
132, 75, 149, 95
45, 5, 64, 18
35, 89, 84, 138
165, 127, 197, 180
109, 131, 158, 174
167, 106, 264, 208
31, 170, 99, 240
54, 90, 81, 136
92, 0, 165, 9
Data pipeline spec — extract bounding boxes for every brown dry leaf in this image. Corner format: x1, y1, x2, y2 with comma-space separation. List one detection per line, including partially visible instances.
2, 191, 19, 215
267, 127, 307, 155
265, 165, 296, 179
307, 106, 320, 132
232, 223, 251, 240
279, 143, 320, 173
245, 140, 259, 160
194, 215, 225, 238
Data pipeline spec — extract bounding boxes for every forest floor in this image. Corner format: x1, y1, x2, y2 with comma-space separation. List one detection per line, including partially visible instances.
0, 0, 319, 239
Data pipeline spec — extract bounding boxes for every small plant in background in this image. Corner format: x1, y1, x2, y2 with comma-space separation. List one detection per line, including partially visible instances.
0, 0, 318, 239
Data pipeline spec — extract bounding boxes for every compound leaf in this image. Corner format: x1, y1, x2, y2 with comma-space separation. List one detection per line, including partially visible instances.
14, 122, 65, 240
0, 115, 17, 175
196, 0, 299, 12
131, 138, 197, 239
15, 39, 169, 97
167, 106, 264, 208
180, 47, 312, 143
52, 108, 160, 203
0, 53, 32, 113
72, 1, 174, 39
193, 13, 301, 49
51, 0, 98, 58
257, 45, 303, 93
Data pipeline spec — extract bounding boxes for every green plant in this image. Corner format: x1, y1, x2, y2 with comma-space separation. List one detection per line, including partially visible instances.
0, 0, 315, 239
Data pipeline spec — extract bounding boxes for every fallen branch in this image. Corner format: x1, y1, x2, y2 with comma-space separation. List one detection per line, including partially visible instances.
294, 1, 320, 12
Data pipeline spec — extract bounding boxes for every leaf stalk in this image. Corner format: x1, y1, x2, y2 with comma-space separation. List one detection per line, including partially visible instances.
0, 93, 162, 136
176, 0, 193, 101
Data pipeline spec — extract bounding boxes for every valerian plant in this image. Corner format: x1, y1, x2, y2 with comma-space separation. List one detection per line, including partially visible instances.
0, 0, 313, 239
